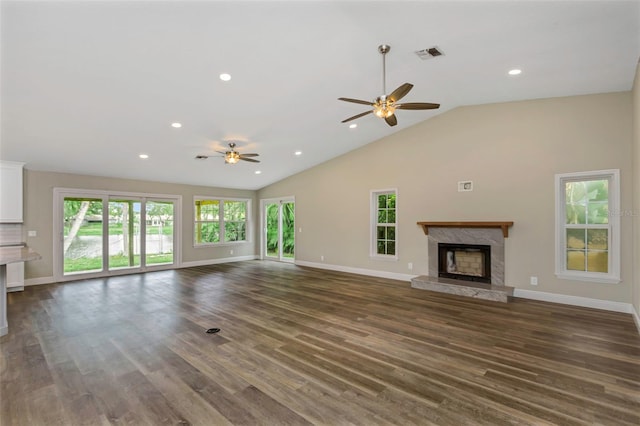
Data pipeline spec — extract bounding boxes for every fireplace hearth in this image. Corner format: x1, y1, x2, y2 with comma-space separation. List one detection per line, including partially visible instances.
411, 222, 515, 302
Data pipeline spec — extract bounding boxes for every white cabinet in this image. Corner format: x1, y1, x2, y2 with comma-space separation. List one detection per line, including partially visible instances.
6, 262, 24, 292
0, 161, 24, 223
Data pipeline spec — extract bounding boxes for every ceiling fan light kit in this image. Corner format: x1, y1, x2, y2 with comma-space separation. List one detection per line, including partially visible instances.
196, 142, 260, 165
339, 44, 440, 127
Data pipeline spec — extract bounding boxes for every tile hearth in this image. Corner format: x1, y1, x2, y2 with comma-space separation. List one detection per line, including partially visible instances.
410, 275, 514, 303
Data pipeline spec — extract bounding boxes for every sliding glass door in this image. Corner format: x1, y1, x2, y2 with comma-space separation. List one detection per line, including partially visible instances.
56, 189, 179, 280
63, 197, 105, 274
262, 198, 295, 262
108, 198, 141, 270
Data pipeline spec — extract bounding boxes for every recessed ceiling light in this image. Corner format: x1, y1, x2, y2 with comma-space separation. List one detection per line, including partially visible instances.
139, 154, 149, 159
349, 123, 358, 129
294, 151, 302, 156
508, 69, 522, 76
171, 122, 182, 128
220, 73, 231, 81
255, 170, 262, 175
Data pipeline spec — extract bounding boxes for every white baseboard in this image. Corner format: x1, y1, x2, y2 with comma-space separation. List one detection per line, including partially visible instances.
24, 276, 56, 287
632, 304, 640, 333
295, 260, 415, 282
514, 288, 635, 314
180, 255, 259, 268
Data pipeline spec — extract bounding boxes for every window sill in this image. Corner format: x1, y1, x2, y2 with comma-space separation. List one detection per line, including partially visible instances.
556, 272, 621, 284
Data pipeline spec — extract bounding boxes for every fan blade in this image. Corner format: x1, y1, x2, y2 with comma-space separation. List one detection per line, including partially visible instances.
341, 110, 373, 123
396, 102, 440, 110
338, 97, 373, 106
240, 157, 260, 163
388, 83, 413, 102
215, 150, 228, 155
385, 114, 398, 127
239, 153, 259, 157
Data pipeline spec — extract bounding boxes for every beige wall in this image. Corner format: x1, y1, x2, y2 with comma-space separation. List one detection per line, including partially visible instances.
633, 59, 640, 315
23, 170, 258, 280
259, 92, 634, 303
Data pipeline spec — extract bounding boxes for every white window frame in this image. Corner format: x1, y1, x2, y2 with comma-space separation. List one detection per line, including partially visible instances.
555, 169, 620, 284
53, 188, 182, 282
370, 188, 398, 261
194, 196, 252, 247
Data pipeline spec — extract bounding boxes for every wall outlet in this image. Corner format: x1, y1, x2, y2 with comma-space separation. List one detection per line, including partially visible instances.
299, 227, 302, 233
530, 276, 538, 286
321, 255, 324, 262
230, 249, 234, 255
408, 262, 413, 270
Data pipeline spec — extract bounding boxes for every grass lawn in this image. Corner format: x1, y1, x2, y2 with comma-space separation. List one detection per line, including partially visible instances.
64, 254, 174, 273
65, 222, 173, 237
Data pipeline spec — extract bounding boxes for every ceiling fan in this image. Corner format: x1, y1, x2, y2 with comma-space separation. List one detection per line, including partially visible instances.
196, 142, 260, 164
338, 44, 440, 127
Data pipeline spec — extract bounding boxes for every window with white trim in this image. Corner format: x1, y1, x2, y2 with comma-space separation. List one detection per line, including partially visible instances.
371, 189, 397, 259
555, 169, 620, 283
194, 197, 250, 245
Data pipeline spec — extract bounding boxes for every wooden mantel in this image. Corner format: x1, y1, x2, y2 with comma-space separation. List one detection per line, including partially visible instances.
417, 221, 514, 238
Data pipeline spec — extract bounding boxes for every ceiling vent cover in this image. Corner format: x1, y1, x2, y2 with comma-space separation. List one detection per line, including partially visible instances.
415, 46, 444, 60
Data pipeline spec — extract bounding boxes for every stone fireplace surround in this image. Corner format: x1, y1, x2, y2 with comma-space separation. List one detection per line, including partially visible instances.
411, 222, 514, 302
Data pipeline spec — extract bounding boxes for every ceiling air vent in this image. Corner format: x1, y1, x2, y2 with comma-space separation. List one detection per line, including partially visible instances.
415, 46, 444, 60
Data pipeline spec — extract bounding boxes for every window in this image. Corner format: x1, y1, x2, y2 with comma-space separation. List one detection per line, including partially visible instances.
371, 189, 397, 259
555, 170, 620, 283
194, 198, 249, 245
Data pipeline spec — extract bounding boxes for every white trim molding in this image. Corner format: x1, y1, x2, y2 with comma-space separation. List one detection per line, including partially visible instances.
180, 255, 259, 268
514, 288, 636, 314
295, 260, 414, 282
24, 276, 56, 287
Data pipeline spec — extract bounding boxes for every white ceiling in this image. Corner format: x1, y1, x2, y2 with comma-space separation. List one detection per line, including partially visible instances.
1, 0, 639, 190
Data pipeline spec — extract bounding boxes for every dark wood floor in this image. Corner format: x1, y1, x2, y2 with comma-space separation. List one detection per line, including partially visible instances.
1, 261, 639, 425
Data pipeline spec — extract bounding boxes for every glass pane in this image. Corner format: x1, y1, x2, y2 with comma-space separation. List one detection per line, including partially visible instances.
196, 223, 219, 243
586, 179, 608, 201
587, 251, 608, 273
587, 229, 608, 250
377, 226, 385, 240
377, 241, 385, 255
224, 201, 246, 221
566, 228, 586, 249
146, 201, 174, 265
63, 198, 104, 274
108, 199, 141, 270
566, 204, 586, 224
387, 210, 396, 224
225, 222, 239, 241
387, 226, 395, 241
387, 241, 396, 256
266, 203, 279, 257
567, 250, 585, 271
387, 194, 396, 209
378, 210, 387, 223
378, 194, 387, 209
588, 202, 609, 224
565, 182, 587, 205
282, 202, 295, 259
195, 200, 219, 220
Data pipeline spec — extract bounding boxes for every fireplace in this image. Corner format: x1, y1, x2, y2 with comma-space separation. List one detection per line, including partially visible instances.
438, 243, 491, 283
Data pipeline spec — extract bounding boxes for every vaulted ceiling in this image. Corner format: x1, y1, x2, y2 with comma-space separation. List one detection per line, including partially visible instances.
2, 1, 639, 190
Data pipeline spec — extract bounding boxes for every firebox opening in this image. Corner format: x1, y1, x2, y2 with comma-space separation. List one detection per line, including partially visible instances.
438, 243, 491, 283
